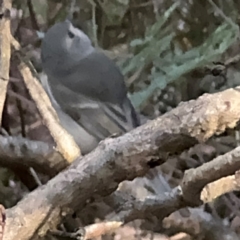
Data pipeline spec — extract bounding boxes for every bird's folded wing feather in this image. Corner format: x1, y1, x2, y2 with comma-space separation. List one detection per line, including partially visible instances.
48, 76, 131, 140
46, 51, 139, 138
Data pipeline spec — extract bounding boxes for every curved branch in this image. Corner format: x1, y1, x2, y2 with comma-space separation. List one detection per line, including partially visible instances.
3, 86, 240, 240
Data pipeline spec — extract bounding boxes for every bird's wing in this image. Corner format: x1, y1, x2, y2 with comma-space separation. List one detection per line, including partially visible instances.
57, 51, 127, 105
48, 76, 130, 141
52, 51, 140, 131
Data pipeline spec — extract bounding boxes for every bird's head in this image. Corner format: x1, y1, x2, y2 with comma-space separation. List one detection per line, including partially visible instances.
41, 20, 94, 74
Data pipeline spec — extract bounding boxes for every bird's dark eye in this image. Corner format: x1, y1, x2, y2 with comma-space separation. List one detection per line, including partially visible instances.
68, 30, 75, 39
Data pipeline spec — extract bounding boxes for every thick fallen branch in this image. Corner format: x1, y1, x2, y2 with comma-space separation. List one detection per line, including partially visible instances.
0, 136, 66, 176
3, 86, 240, 240
0, 0, 11, 125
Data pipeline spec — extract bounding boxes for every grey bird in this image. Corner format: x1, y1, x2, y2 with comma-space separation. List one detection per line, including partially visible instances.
40, 20, 140, 154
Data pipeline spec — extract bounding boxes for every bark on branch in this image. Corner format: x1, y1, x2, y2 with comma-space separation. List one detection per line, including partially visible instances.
181, 146, 240, 205
0, 135, 66, 176
3, 86, 240, 240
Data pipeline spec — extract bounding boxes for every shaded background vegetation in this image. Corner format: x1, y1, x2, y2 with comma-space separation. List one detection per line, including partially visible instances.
2, 0, 240, 239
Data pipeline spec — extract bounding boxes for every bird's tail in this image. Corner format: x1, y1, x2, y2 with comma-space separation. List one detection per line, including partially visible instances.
122, 97, 141, 129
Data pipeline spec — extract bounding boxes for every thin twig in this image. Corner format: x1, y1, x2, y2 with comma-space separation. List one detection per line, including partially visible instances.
0, 0, 12, 125
27, 0, 40, 31
88, 0, 98, 47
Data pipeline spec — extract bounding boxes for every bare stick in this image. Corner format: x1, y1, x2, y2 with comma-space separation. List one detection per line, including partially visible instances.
18, 61, 81, 162
0, 136, 66, 176
0, 205, 5, 240
11, 37, 81, 162
181, 146, 240, 205
0, 0, 12, 125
